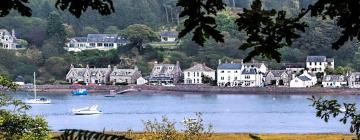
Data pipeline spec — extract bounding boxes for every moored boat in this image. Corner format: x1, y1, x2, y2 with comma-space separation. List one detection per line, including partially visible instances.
72, 105, 102, 115
71, 89, 88, 95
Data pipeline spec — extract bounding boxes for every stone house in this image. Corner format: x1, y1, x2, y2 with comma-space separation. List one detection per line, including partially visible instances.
183, 63, 215, 84
149, 61, 182, 84
306, 56, 334, 74
322, 75, 347, 88
265, 70, 290, 86
65, 34, 128, 52
66, 64, 112, 84
348, 72, 360, 88
0, 29, 18, 49
109, 67, 142, 84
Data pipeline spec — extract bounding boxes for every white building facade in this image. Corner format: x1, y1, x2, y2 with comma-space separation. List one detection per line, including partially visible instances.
184, 63, 215, 84
290, 71, 317, 87
65, 34, 128, 52
348, 72, 360, 88
239, 67, 264, 87
217, 62, 243, 87
306, 56, 334, 74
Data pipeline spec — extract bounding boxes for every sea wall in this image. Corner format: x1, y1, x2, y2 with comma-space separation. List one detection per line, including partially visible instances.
16, 84, 360, 95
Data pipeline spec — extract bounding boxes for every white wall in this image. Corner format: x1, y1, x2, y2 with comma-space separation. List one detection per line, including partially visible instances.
184, 71, 215, 84
217, 69, 241, 86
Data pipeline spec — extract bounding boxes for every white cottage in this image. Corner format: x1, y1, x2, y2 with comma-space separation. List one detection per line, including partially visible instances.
183, 63, 215, 84
0, 29, 18, 49
65, 34, 128, 52
290, 71, 317, 87
243, 63, 268, 74
160, 31, 178, 42
348, 72, 360, 88
136, 77, 147, 85
239, 67, 264, 87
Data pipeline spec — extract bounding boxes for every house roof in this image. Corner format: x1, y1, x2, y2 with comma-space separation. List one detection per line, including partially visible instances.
160, 31, 178, 38
243, 63, 264, 68
298, 76, 312, 81
282, 63, 305, 68
87, 34, 118, 42
73, 37, 87, 42
327, 58, 334, 63
217, 63, 242, 70
184, 63, 214, 72
306, 56, 327, 62
269, 70, 286, 77
323, 75, 346, 82
110, 68, 138, 76
242, 68, 258, 74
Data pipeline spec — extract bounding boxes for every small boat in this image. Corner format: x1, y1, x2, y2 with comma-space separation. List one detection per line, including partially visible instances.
71, 89, 88, 95
25, 72, 51, 104
72, 105, 102, 115
117, 88, 138, 94
104, 90, 116, 97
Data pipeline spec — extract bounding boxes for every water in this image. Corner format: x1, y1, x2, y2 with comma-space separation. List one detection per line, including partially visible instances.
8, 92, 359, 133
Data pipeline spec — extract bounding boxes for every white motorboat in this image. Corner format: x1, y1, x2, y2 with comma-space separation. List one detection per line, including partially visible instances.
25, 72, 51, 104
72, 105, 102, 115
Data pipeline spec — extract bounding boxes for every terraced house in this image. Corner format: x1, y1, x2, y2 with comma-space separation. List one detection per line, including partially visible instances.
217, 61, 243, 87
66, 64, 112, 84
306, 56, 334, 74
183, 63, 215, 84
149, 61, 182, 84
109, 67, 142, 84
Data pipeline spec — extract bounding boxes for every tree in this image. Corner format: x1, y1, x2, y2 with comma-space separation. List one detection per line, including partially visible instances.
0, 74, 49, 140
46, 11, 66, 53
104, 26, 120, 34
121, 24, 159, 52
81, 26, 100, 35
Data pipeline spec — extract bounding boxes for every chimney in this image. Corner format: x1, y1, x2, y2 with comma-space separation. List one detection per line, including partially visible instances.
70, 64, 74, 69
218, 59, 222, 65
108, 65, 111, 69
11, 29, 15, 38
154, 61, 158, 64
86, 64, 89, 69
240, 59, 243, 64
176, 61, 180, 67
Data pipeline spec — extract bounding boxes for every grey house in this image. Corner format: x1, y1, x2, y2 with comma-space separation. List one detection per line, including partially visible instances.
109, 67, 142, 84
66, 64, 112, 84
149, 61, 182, 84
265, 70, 290, 86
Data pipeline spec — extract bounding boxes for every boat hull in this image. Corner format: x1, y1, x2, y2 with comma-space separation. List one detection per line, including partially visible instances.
25, 99, 51, 104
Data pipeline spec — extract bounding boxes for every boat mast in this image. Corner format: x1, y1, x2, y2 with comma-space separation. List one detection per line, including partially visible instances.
34, 72, 36, 99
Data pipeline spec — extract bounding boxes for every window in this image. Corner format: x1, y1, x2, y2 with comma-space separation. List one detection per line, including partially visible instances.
235, 71, 238, 73
221, 77, 224, 80
90, 43, 95, 47
234, 77, 237, 80
228, 76, 230, 80
227, 71, 231, 73
188, 72, 190, 77
220, 71, 224, 73
197, 79, 199, 83
245, 75, 250, 79
197, 72, 199, 77
104, 43, 109, 47
97, 43, 103, 46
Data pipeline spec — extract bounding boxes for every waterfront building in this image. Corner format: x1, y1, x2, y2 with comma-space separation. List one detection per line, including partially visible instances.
66, 64, 112, 84
65, 34, 128, 52
348, 72, 360, 88
160, 31, 178, 42
239, 67, 264, 87
183, 63, 215, 84
289, 71, 317, 87
282, 63, 305, 74
306, 56, 334, 74
109, 67, 142, 84
265, 70, 290, 86
136, 77, 147, 85
149, 61, 182, 84
243, 62, 268, 74
0, 29, 19, 49
217, 61, 243, 87
322, 75, 347, 88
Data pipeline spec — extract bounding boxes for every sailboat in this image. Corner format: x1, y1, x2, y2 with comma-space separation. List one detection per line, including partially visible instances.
72, 105, 102, 115
25, 72, 51, 104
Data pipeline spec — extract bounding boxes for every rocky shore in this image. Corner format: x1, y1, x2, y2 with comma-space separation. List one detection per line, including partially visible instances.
15, 84, 360, 95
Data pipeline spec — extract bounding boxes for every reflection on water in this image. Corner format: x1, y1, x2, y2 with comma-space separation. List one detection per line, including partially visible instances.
6, 92, 360, 133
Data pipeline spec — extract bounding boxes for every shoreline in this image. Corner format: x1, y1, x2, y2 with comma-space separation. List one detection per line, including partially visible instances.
14, 84, 360, 95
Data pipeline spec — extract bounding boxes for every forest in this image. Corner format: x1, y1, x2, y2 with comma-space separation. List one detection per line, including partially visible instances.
0, 0, 357, 83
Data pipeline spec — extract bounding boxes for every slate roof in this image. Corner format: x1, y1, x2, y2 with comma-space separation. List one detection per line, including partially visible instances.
298, 76, 311, 81
327, 58, 334, 63
73, 37, 87, 42
269, 70, 286, 77
306, 56, 327, 62
282, 63, 305, 68
87, 34, 118, 42
323, 75, 346, 82
242, 68, 258, 74
217, 63, 242, 70
243, 63, 264, 68
160, 31, 178, 38
184, 63, 214, 72
111, 68, 138, 76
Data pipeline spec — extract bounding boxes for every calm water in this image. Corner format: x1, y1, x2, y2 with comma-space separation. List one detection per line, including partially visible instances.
8, 92, 360, 133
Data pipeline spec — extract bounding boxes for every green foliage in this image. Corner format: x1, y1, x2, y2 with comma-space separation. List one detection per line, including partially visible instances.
0, 75, 49, 140
105, 26, 120, 34
81, 26, 100, 35
249, 134, 263, 140
309, 96, 360, 139
177, 0, 225, 46
121, 24, 159, 51
52, 129, 131, 140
